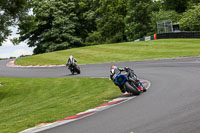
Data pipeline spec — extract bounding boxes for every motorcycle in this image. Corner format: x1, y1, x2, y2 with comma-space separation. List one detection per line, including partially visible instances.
66, 57, 81, 75
110, 66, 146, 95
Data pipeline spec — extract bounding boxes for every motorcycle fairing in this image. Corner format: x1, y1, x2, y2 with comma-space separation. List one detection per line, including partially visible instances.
137, 82, 144, 91
114, 74, 127, 85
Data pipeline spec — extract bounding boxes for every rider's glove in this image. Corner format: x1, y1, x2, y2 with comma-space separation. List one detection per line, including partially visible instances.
124, 67, 129, 71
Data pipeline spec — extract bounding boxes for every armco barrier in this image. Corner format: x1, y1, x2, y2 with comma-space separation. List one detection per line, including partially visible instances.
157, 31, 200, 39
134, 31, 200, 42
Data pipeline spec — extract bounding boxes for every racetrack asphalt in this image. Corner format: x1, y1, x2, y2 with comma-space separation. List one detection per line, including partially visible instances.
1, 57, 200, 133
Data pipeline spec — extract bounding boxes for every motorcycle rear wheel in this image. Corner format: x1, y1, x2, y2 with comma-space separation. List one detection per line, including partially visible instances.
124, 81, 140, 95
75, 66, 81, 74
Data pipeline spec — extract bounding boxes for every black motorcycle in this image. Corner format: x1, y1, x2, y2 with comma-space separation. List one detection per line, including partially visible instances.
66, 56, 80, 75
110, 66, 145, 95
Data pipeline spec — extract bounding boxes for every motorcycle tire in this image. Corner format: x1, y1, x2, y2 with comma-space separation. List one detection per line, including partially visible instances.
124, 81, 140, 95
143, 87, 147, 92
70, 69, 74, 75
75, 66, 81, 74
69, 67, 75, 75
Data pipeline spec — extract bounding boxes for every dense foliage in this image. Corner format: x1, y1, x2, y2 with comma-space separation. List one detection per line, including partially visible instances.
0, 0, 200, 53
86, 0, 127, 45
125, 0, 153, 41
162, 0, 189, 13
179, 4, 200, 31
0, 0, 30, 45
18, 0, 84, 54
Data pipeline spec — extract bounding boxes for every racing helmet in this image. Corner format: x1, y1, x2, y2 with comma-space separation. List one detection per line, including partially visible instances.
69, 55, 73, 59
110, 65, 117, 74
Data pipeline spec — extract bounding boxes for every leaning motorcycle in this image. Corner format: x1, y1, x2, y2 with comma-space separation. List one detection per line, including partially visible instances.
67, 61, 81, 75
110, 68, 145, 95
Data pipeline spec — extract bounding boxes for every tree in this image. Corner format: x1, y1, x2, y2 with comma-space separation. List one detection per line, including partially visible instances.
0, 0, 30, 45
162, 0, 189, 13
86, 0, 127, 45
75, 0, 100, 43
17, 0, 83, 54
187, 0, 200, 9
125, 0, 152, 41
179, 4, 200, 31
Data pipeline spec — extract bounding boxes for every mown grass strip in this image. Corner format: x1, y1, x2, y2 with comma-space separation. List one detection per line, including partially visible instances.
0, 77, 120, 133
15, 39, 200, 66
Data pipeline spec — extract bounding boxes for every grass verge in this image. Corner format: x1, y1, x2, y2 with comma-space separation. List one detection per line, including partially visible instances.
15, 39, 200, 66
0, 77, 120, 133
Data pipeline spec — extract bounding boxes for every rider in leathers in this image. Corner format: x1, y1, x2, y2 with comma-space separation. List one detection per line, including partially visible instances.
110, 66, 142, 93
66, 55, 77, 69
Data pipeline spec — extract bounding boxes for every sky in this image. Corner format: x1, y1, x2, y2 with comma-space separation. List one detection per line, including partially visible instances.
0, 27, 34, 58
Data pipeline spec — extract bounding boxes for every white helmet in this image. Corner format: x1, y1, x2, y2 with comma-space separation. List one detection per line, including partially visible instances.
110, 65, 117, 74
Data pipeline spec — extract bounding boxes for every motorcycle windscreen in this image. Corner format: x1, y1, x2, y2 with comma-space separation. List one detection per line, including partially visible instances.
114, 74, 127, 85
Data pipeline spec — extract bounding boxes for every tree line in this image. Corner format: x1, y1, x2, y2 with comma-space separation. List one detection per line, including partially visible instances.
0, 0, 200, 54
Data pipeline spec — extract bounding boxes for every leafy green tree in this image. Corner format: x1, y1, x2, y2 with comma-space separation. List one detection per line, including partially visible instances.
125, 0, 152, 41
75, 0, 100, 42
162, 0, 189, 13
17, 0, 83, 54
179, 4, 200, 31
187, 0, 200, 9
86, 0, 127, 45
0, 0, 30, 45
149, 0, 162, 12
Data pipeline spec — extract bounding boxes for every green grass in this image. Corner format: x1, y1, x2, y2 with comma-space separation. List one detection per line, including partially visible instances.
0, 77, 120, 133
15, 39, 200, 66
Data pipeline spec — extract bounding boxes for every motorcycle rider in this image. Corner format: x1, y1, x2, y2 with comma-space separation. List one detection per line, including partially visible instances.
110, 65, 146, 93
66, 55, 77, 70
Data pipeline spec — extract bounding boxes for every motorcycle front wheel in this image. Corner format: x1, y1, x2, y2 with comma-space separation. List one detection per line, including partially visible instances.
69, 67, 75, 75
124, 81, 140, 95
75, 66, 81, 74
